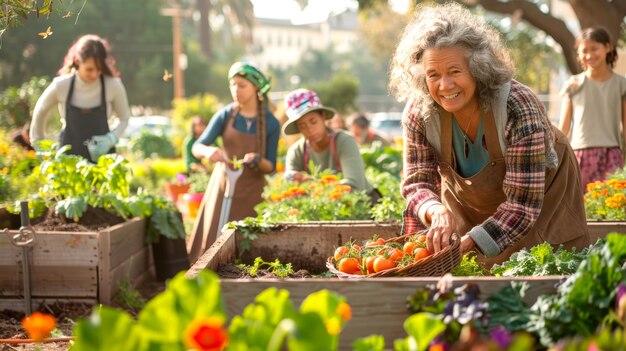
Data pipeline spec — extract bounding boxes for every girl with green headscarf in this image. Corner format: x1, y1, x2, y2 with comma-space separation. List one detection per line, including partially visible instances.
188, 62, 280, 263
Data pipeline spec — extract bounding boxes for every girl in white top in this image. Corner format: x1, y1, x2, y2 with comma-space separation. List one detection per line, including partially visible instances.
30, 34, 130, 162
559, 26, 626, 189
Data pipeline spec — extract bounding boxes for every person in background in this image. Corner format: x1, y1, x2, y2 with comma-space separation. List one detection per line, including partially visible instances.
350, 113, 390, 147
30, 34, 130, 162
388, 3, 590, 267
327, 113, 347, 132
187, 62, 280, 263
558, 26, 626, 189
282, 89, 377, 199
11, 123, 34, 151
183, 116, 208, 174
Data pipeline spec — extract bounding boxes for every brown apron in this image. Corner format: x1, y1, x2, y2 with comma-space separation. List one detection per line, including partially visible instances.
438, 108, 591, 267
187, 111, 265, 263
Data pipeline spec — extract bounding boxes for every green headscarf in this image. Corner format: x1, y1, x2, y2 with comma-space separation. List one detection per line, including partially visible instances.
228, 62, 271, 95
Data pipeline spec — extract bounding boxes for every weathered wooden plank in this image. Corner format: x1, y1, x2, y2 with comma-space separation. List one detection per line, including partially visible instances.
108, 246, 152, 301
2, 232, 98, 266
187, 229, 236, 277
98, 228, 112, 305
108, 218, 147, 269
0, 265, 97, 297
220, 276, 560, 350
587, 221, 626, 241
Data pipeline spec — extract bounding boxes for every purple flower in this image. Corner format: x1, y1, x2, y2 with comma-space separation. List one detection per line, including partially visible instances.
490, 326, 512, 349
617, 284, 626, 302
176, 173, 187, 184
618, 284, 626, 323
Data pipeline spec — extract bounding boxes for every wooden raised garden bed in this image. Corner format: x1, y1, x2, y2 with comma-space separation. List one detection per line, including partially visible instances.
587, 221, 626, 240
0, 218, 152, 311
187, 222, 564, 349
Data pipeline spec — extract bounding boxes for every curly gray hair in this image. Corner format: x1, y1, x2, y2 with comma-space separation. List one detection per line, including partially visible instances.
389, 3, 515, 115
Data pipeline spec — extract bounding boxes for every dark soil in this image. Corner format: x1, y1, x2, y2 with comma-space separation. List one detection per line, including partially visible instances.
0, 278, 166, 351
217, 263, 313, 279
28, 206, 126, 232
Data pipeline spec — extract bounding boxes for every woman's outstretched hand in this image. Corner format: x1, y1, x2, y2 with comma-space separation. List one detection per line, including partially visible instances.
426, 204, 456, 253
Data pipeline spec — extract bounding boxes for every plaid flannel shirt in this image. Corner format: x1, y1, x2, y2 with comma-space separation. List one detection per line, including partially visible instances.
402, 80, 549, 253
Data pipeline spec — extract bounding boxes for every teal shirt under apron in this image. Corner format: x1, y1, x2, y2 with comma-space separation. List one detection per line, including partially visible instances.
451, 118, 489, 178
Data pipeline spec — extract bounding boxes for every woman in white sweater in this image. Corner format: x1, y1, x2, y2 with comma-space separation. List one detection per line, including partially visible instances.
30, 34, 130, 162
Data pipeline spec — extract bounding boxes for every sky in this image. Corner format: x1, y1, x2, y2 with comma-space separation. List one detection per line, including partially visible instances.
251, 0, 409, 23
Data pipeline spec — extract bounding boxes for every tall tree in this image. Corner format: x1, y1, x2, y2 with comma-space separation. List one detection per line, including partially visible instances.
357, 0, 626, 74
193, 0, 254, 59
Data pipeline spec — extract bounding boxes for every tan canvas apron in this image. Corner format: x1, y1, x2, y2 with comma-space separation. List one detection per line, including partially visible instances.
187, 110, 265, 263
438, 108, 590, 267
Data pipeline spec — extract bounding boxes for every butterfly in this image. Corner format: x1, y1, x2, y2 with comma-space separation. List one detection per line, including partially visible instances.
38, 26, 53, 39
62, 11, 72, 18
163, 69, 173, 82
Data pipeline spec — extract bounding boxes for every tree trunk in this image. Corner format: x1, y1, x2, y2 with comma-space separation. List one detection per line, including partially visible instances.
196, 0, 211, 59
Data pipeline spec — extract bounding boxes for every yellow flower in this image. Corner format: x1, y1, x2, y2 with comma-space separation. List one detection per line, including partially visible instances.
184, 317, 228, 351
286, 208, 300, 216
325, 317, 341, 335
27, 150, 36, 158
22, 312, 56, 342
329, 190, 343, 200
320, 174, 339, 185
1, 167, 8, 175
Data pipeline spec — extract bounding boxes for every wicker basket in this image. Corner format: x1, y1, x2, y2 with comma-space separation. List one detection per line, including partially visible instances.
326, 231, 462, 278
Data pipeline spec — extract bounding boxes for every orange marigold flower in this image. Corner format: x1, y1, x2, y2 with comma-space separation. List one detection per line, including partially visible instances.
429, 344, 446, 351
286, 208, 300, 216
336, 303, 352, 321
22, 312, 56, 342
184, 317, 228, 351
320, 174, 339, 185
27, 150, 36, 158
590, 191, 601, 199
269, 194, 283, 202
600, 189, 610, 196
329, 190, 343, 200
335, 184, 352, 192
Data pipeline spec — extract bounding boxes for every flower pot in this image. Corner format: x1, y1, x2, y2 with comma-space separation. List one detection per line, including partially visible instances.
164, 183, 190, 204
182, 193, 204, 219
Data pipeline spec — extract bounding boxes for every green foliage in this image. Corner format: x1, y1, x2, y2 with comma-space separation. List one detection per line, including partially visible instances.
0, 76, 50, 129
226, 217, 276, 252
187, 172, 211, 194
144, 196, 186, 244
366, 167, 403, 222
490, 241, 599, 277
361, 144, 403, 177
352, 335, 386, 351
393, 313, 446, 351
114, 276, 147, 312
0, 129, 40, 204
171, 93, 220, 136
307, 71, 359, 115
485, 281, 533, 334
71, 271, 351, 351
239, 257, 295, 278
451, 252, 488, 276
130, 130, 177, 159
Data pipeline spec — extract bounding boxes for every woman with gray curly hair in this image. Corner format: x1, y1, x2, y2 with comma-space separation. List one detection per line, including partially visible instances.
390, 3, 590, 266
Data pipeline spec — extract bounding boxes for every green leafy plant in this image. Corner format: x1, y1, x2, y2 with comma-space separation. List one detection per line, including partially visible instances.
490, 241, 598, 277
239, 257, 295, 278
187, 171, 211, 194
0, 76, 51, 129
114, 276, 146, 312
70, 271, 352, 351
130, 130, 176, 159
451, 252, 488, 276
226, 217, 276, 252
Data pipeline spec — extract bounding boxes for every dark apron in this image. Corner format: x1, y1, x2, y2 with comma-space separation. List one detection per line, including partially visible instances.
60, 74, 113, 162
438, 108, 590, 267
187, 109, 266, 263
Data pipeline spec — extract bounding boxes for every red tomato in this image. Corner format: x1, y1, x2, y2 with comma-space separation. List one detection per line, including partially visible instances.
373, 256, 396, 272
387, 248, 404, 262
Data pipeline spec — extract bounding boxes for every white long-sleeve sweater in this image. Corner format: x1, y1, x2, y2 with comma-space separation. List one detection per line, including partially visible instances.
30, 73, 130, 142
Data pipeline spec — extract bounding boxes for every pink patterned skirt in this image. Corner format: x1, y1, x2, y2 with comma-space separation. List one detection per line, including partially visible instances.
574, 147, 624, 190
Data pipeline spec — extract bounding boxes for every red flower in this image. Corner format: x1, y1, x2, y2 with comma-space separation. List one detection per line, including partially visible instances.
184, 317, 228, 351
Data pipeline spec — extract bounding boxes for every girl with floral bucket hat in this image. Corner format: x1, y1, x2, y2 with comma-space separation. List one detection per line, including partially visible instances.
283, 89, 379, 201
187, 62, 280, 263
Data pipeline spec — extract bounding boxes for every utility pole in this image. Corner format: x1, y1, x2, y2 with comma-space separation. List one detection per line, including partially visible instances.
160, 1, 191, 100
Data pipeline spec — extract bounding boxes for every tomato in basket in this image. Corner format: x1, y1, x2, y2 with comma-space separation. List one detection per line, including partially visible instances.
373, 256, 395, 272
337, 257, 361, 274
414, 247, 431, 261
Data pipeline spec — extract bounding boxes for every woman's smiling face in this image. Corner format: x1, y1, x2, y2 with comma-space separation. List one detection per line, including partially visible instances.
422, 46, 479, 117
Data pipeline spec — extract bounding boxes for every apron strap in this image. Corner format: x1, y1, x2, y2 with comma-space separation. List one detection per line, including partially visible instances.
66, 74, 76, 106
439, 108, 453, 165
303, 128, 341, 173
481, 109, 503, 160
66, 74, 107, 112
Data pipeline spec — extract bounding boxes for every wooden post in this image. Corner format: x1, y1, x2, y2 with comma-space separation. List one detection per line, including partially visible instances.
160, 1, 189, 100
